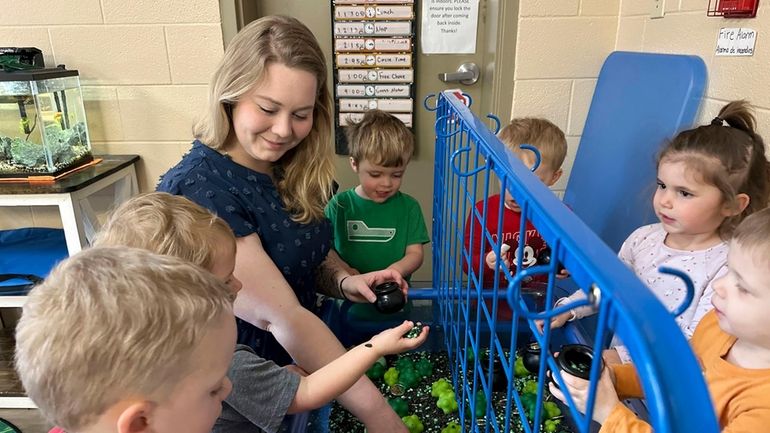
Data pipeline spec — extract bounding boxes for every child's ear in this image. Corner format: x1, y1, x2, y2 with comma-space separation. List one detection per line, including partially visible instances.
725, 193, 751, 216
116, 401, 155, 433
547, 168, 563, 187
349, 157, 359, 173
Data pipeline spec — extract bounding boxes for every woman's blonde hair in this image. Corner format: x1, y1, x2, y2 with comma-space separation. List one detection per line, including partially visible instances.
194, 15, 334, 224
94, 192, 235, 270
15, 247, 233, 432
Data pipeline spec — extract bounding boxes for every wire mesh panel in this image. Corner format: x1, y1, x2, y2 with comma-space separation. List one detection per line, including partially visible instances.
429, 90, 719, 433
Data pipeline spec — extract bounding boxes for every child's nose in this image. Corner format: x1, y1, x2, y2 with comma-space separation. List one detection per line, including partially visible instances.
712, 274, 727, 298
658, 190, 673, 207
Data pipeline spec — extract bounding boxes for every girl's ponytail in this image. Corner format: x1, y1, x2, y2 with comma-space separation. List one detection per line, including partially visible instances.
716, 100, 756, 133
718, 101, 770, 219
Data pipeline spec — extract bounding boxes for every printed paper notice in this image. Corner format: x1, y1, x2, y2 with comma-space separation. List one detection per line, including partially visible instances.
420, 0, 479, 54
715, 28, 757, 56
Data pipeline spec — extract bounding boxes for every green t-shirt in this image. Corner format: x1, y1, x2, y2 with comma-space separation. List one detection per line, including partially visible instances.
325, 188, 430, 278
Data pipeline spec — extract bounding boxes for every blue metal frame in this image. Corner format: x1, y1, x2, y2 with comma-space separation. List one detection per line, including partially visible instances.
431, 90, 718, 433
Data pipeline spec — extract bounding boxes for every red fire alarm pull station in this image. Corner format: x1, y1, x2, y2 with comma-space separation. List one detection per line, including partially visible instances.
708, 0, 759, 17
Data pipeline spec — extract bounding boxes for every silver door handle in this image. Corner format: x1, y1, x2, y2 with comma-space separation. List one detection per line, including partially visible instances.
438, 62, 480, 85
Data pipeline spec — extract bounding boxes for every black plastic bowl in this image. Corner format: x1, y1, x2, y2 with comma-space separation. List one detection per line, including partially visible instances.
374, 281, 406, 314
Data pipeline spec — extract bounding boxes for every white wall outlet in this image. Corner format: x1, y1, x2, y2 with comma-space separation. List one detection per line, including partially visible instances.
651, 0, 665, 19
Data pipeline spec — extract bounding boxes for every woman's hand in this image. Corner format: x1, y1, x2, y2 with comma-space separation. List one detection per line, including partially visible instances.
548, 366, 619, 424
370, 321, 429, 355
341, 269, 408, 303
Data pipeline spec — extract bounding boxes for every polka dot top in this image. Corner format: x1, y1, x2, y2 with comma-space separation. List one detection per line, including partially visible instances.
157, 140, 332, 364
617, 223, 728, 339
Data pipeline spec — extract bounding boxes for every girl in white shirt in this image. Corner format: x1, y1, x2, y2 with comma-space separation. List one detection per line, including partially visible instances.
548, 100, 770, 363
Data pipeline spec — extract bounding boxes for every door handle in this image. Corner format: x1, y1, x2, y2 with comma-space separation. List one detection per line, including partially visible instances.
438, 62, 480, 85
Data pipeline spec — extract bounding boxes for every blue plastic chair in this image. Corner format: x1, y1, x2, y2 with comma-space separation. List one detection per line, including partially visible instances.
563, 51, 707, 252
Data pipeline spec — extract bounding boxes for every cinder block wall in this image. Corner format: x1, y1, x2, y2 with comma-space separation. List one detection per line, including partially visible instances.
512, 0, 770, 197
511, 0, 620, 196
0, 0, 223, 228
617, 0, 770, 139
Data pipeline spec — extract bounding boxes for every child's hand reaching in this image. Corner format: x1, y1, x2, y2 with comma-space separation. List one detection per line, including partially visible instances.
369, 320, 429, 356
485, 243, 511, 271
535, 310, 574, 333
548, 366, 619, 424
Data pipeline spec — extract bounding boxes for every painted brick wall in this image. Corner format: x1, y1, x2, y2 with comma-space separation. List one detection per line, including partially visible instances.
512, 0, 620, 196
618, 0, 770, 143
512, 0, 770, 197
0, 0, 224, 228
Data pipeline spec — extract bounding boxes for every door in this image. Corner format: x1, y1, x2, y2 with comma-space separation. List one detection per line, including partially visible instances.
221, 0, 518, 283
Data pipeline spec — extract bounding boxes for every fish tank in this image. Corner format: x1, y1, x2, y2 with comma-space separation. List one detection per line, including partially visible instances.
0, 66, 93, 177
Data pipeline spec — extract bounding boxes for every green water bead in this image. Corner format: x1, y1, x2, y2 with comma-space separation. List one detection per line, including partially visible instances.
401, 414, 424, 433
366, 362, 386, 381
388, 397, 409, 417
415, 357, 433, 377
384, 367, 399, 386
431, 378, 453, 397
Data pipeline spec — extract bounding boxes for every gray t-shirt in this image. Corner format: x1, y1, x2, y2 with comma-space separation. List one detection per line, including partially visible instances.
213, 345, 301, 433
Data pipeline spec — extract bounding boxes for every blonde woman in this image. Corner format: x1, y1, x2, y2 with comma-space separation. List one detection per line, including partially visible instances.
157, 15, 410, 432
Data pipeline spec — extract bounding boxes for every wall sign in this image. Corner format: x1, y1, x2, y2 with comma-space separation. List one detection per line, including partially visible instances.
420, 0, 479, 54
332, 0, 416, 154
715, 27, 757, 56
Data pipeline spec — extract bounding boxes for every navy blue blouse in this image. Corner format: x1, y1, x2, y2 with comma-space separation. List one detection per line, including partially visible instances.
157, 141, 332, 365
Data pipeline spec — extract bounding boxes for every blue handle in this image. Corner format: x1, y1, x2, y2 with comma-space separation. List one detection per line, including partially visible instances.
434, 115, 463, 138
423, 93, 437, 111
450, 147, 485, 177
486, 113, 501, 134
519, 144, 541, 172
660, 266, 695, 317
505, 264, 594, 321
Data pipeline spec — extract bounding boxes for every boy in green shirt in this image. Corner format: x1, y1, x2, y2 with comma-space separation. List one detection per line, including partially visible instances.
326, 110, 430, 327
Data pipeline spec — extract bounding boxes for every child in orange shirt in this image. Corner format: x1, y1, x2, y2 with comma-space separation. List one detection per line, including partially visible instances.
551, 206, 770, 432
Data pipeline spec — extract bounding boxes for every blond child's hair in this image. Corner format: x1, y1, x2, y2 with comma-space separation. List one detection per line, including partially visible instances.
731, 206, 770, 264
14, 247, 233, 432
347, 109, 414, 167
194, 15, 334, 224
498, 118, 568, 171
94, 192, 235, 270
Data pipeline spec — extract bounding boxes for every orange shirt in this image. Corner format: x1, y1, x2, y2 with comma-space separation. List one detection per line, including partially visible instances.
602, 310, 770, 432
